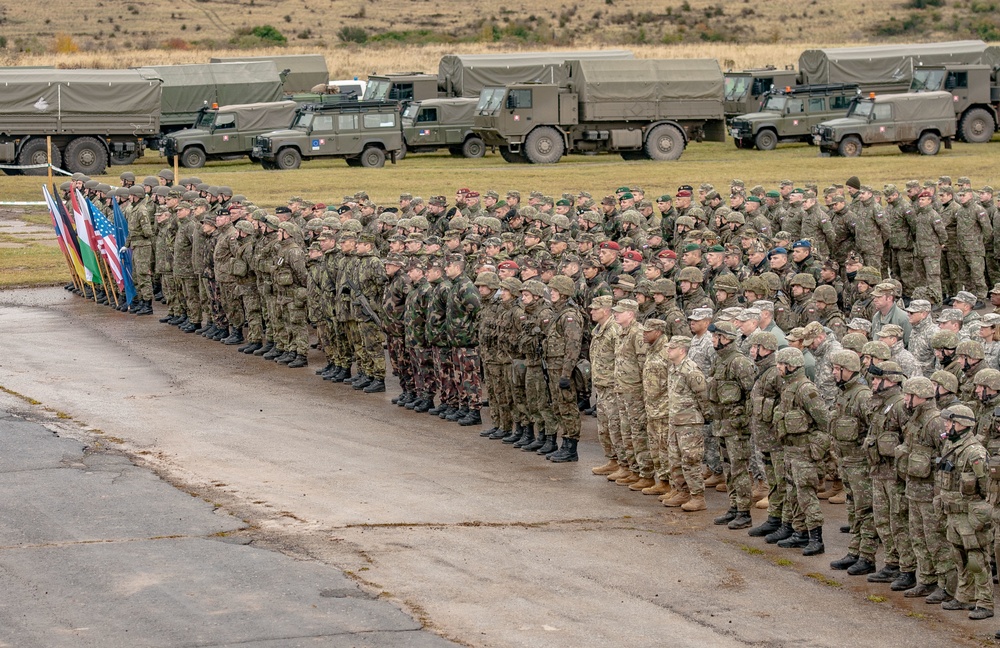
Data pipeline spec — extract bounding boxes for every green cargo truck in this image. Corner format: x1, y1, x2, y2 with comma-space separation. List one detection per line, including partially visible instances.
910, 52, 1000, 143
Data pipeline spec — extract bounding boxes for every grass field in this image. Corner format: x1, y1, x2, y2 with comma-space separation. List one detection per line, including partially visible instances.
2, 137, 998, 288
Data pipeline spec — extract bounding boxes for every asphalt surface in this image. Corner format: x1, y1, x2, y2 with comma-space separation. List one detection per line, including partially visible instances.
0, 286, 995, 647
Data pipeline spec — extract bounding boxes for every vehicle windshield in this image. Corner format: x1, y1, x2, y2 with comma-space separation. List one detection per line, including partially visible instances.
911, 69, 945, 92
761, 95, 786, 112
195, 111, 217, 129
477, 88, 506, 115
364, 80, 390, 102
724, 76, 750, 102
402, 104, 420, 121
291, 112, 314, 130
848, 101, 875, 119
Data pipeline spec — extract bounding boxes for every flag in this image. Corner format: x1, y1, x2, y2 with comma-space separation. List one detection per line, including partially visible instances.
43, 185, 85, 280
71, 189, 102, 284
112, 199, 136, 304
88, 199, 123, 288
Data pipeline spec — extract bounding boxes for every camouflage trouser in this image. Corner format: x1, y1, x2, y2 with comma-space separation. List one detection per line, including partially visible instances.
220, 281, 244, 329
240, 287, 264, 343
162, 274, 177, 315
872, 472, 915, 571
130, 244, 153, 301
861, 249, 883, 277
257, 281, 274, 341
943, 248, 960, 300
485, 361, 513, 431
668, 423, 705, 495
453, 347, 482, 410
891, 248, 919, 298
956, 250, 989, 300
840, 456, 877, 561
988, 255, 1000, 290
545, 370, 580, 441
913, 255, 944, 304
354, 320, 385, 379
648, 415, 667, 481
784, 445, 823, 531
174, 275, 197, 318
434, 346, 458, 407
947, 511, 993, 609
411, 346, 436, 400
333, 321, 354, 367
910, 497, 955, 589
704, 424, 724, 475
197, 277, 211, 325
510, 360, 529, 426
594, 384, 621, 460
616, 384, 651, 478
750, 445, 766, 482
524, 362, 548, 433
721, 434, 753, 511
281, 289, 308, 356
207, 278, 229, 328
387, 336, 415, 393
762, 449, 788, 522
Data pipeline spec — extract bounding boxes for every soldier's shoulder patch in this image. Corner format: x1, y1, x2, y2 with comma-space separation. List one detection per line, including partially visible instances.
519, 315, 527, 320
972, 457, 986, 478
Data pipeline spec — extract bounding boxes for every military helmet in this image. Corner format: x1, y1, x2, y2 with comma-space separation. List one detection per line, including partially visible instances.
500, 277, 523, 293
942, 404, 977, 428
874, 361, 905, 382
930, 369, 959, 394
789, 273, 816, 290
714, 274, 741, 292
709, 320, 739, 338
775, 346, 805, 367
860, 340, 891, 360
855, 266, 882, 285
234, 221, 254, 235
956, 339, 985, 360
651, 278, 676, 296
409, 215, 430, 230
760, 272, 781, 293
278, 222, 300, 236
548, 275, 576, 296
931, 330, 959, 350
830, 349, 862, 372
814, 285, 838, 304
142, 176, 159, 188
129, 185, 145, 197
474, 272, 501, 290
747, 330, 779, 352
741, 276, 768, 296
621, 210, 643, 226
840, 332, 868, 354
902, 376, 935, 398
84, 180, 99, 190
521, 279, 546, 297
340, 219, 363, 233
119, 171, 135, 182
678, 266, 704, 283
973, 368, 1000, 390
723, 211, 746, 225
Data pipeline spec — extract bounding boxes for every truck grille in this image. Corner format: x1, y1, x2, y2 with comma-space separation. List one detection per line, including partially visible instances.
254, 136, 271, 153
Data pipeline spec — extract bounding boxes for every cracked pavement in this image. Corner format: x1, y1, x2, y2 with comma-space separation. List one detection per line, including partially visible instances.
0, 287, 992, 647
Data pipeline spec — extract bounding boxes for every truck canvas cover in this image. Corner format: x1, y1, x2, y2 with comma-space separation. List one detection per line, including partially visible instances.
413, 98, 477, 124
438, 50, 633, 98
798, 41, 992, 86
218, 101, 298, 131
138, 62, 283, 126
878, 91, 955, 123
211, 55, 329, 94
566, 59, 724, 121
0, 69, 161, 134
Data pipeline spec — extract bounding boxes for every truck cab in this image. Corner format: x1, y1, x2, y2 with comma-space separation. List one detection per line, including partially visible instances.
363, 73, 441, 109
729, 84, 859, 150
910, 63, 998, 143
474, 84, 568, 162
400, 98, 485, 158
724, 68, 799, 120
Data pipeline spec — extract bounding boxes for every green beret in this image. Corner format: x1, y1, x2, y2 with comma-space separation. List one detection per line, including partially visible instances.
707, 244, 726, 253
683, 243, 702, 253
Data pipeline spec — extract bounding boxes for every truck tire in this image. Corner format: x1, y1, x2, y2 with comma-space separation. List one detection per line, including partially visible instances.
959, 108, 995, 144
499, 145, 529, 164
17, 138, 62, 176
837, 136, 862, 158
524, 127, 564, 164
345, 157, 362, 167
754, 129, 778, 151
275, 147, 302, 170
181, 147, 207, 169
917, 132, 941, 156
620, 151, 645, 160
461, 137, 485, 159
360, 146, 386, 168
398, 140, 407, 161
898, 144, 918, 154
261, 159, 277, 170
645, 124, 684, 161
64, 137, 108, 175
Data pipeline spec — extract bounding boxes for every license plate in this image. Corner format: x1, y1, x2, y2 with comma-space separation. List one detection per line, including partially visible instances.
730, 128, 740, 138
252, 147, 262, 156
812, 135, 822, 145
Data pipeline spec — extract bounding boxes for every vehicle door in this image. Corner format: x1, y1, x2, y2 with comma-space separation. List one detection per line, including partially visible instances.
868, 103, 896, 143
307, 114, 338, 156
212, 112, 239, 154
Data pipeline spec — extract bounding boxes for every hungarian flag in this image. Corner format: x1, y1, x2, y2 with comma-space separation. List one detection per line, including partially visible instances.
43, 185, 85, 280
87, 199, 123, 288
71, 189, 102, 284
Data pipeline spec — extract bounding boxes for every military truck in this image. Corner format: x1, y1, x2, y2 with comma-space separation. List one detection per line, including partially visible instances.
211, 54, 329, 94
0, 69, 160, 176
812, 91, 956, 157
251, 100, 402, 169
910, 57, 1000, 143
363, 73, 441, 107
160, 101, 298, 168
729, 83, 859, 150
724, 66, 799, 120
474, 58, 725, 164
400, 98, 484, 158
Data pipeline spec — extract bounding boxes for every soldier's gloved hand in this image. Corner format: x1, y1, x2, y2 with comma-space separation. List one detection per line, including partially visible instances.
559, 377, 571, 390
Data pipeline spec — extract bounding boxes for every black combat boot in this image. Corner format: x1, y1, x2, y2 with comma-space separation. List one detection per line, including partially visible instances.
446, 406, 468, 421
548, 438, 579, 463
536, 435, 558, 455
263, 346, 283, 360
489, 425, 510, 440
211, 328, 228, 341
168, 315, 185, 325
713, 508, 738, 526
338, 367, 353, 383
867, 563, 900, 583
201, 324, 218, 338
458, 409, 481, 426
363, 379, 386, 393
391, 391, 406, 404
748, 516, 781, 538
286, 354, 308, 369
325, 366, 345, 381
182, 322, 199, 333
136, 300, 153, 316
890, 571, 916, 592
413, 398, 433, 413
764, 523, 794, 544
315, 362, 334, 376
728, 511, 753, 530
502, 424, 522, 444
159, 313, 173, 323
428, 402, 448, 416
353, 375, 373, 390
397, 392, 415, 406
241, 342, 262, 354
276, 351, 296, 365
830, 554, 859, 570
802, 527, 824, 556
512, 424, 535, 448
777, 529, 809, 549
223, 328, 244, 345
521, 429, 544, 449
254, 341, 274, 356
194, 322, 210, 334
846, 557, 877, 576
175, 316, 190, 329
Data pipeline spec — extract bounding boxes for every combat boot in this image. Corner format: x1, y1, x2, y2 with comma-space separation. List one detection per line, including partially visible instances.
890, 571, 916, 591
201, 324, 218, 338
764, 523, 794, 544
642, 480, 671, 496
502, 423, 524, 444
629, 477, 656, 492
428, 402, 448, 416
728, 511, 753, 530
159, 313, 173, 323
704, 472, 725, 488
942, 598, 974, 611
592, 459, 619, 476
445, 406, 465, 421
276, 351, 296, 365
802, 527, 824, 556
828, 490, 847, 504
713, 507, 738, 526
182, 322, 199, 333
338, 367, 353, 383
754, 495, 769, 510
363, 379, 385, 393
818, 479, 843, 500
253, 341, 274, 356
536, 435, 558, 456
662, 490, 691, 507
460, 410, 484, 426
846, 557, 876, 576
262, 346, 282, 360
969, 607, 993, 620
680, 494, 707, 512
615, 470, 641, 485
925, 587, 953, 604
480, 426, 498, 438
241, 342, 262, 355
751, 479, 768, 502
830, 554, 859, 570
194, 322, 209, 333
211, 328, 228, 341
777, 530, 809, 549
413, 399, 433, 413
353, 375, 373, 390
512, 424, 535, 448
524, 426, 548, 451
316, 362, 335, 376
903, 583, 936, 598
286, 354, 308, 369
168, 315, 185, 325
866, 563, 900, 583
549, 438, 579, 463
136, 300, 153, 316
223, 328, 244, 345
607, 466, 630, 481
748, 516, 781, 538
404, 397, 423, 411
489, 426, 509, 440
175, 316, 190, 329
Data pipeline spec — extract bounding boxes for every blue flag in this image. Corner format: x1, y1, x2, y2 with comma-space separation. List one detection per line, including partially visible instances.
111, 199, 137, 305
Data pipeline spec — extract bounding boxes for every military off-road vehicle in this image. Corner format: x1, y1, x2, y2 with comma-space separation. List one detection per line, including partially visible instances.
252, 100, 402, 169
400, 98, 485, 158
729, 83, 859, 150
910, 61, 1000, 143
812, 91, 956, 157
161, 101, 298, 168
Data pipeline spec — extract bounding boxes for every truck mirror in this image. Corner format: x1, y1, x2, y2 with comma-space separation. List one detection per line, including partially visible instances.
506, 94, 518, 110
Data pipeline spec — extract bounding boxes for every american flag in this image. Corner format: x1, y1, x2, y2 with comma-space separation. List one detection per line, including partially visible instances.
88, 201, 124, 288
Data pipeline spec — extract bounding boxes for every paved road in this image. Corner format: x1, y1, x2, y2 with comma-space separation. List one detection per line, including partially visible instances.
0, 287, 992, 647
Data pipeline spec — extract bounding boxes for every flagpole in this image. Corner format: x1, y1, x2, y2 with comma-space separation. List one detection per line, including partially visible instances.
98, 254, 120, 307
95, 253, 115, 306
89, 280, 98, 302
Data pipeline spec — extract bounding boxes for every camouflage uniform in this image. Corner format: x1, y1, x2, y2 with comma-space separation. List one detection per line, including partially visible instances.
447, 269, 482, 413
519, 294, 554, 436
404, 274, 435, 403
213, 222, 244, 332
234, 231, 263, 344
125, 195, 155, 302
910, 201, 948, 303
707, 333, 757, 516
171, 211, 198, 321
749, 344, 785, 523
155, 211, 178, 316
352, 246, 388, 381
954, 196, 993, 301
614, 314, 650, 478
666, 350, 708, 496
885, 192, 918, 296
590, 302, 622, 461
273, 233, 308, 358
427, 272, 455, 407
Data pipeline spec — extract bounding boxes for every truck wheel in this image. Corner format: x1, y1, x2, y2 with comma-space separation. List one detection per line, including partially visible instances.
959, 108, 995, 144
181, 147, 207, 169
620, 151, 645, 160
499, 146, 529, 164
17, 138, 62, 176
461, 137, 485, 159
275, 147, 301, 170
261, 159, 277, 170
360, 147, 386, 168
917, 132, 941, 156
645, 124, 684, 161
898, 144, 918, 154
754, 129, 778, 151
524, 127, 564, 164
64, 137, 108, 175
837, 136, 862, 158
345, 157, 362, 167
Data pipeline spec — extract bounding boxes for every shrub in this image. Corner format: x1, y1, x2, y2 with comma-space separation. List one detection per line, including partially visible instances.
337, 26, 367, 43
